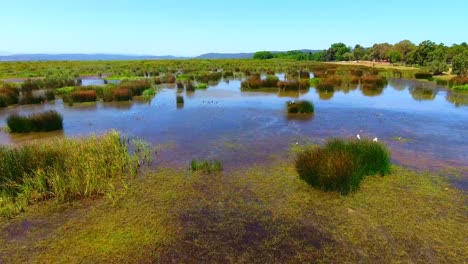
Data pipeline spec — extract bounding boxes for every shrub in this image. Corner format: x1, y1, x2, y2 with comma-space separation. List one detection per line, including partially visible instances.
296, 138, 391, 194
263, 75, 279, 87
113, 88, 133, 101
45, 90, 55, 101
119, 80, 151, 96
142, 88, 156, 98
195, 72, 222, 83
186, 81, 195, 92
191, 159, 222, 173
286, 100, 314, 114
316, 76, 343, 91
0, 83, 20, 107
360, 75, 387, 87
71, 90, 97, 102
19, 92, 45, 105
241, 75, 279, 90
448, 76, 468, 87
7, 110, 63, 133
414, 72, 433, 80
435, 79, 448, 86
299, 71, 310, 79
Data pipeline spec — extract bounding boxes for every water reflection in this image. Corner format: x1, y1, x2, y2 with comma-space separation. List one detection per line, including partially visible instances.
409, 86, 437, 101
446, 91, 468, 107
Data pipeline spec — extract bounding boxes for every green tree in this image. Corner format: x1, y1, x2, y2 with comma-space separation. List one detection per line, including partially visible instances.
452, 50, 468, 76
323, 43, 351, 61
253, 51, 274, 60
394, 40, 415, 62
370, 43, 392, 61
353, 44, 367, 61
407, 40, 437, 66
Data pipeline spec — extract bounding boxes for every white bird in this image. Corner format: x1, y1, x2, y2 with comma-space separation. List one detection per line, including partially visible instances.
356, 134, 361, 140
373, 137, 378, 142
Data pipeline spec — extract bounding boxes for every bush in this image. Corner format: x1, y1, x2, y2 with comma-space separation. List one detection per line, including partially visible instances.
448, 76, 468, 87
360, 75, 387, 88
19, 92, 45, 105
113, 88, 133, 101
286, 100, 314, 114
191, 159, 222, 173
241, 75, 279, 90
7, 110, 63, 133
71, 90, 97, 102
0, 83, 20, 107
296, 138, 391, 194
414, 72, 433, 80
142, 88, 156, 98
119, 80, 151, 96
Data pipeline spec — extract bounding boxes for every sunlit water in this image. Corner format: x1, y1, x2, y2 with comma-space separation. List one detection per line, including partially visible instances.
1, 77, 467, 188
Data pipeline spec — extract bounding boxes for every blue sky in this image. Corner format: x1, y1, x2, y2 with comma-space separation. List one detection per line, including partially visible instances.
1, 0, 467, 56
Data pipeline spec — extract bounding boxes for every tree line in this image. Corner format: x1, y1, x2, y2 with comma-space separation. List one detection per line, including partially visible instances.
253, 40, 468, 76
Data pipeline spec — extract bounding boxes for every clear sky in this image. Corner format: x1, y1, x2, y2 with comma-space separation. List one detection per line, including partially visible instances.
1, 0, 467, 56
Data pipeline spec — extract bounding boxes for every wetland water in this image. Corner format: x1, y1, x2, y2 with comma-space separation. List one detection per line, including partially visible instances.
1, 77, 467, 187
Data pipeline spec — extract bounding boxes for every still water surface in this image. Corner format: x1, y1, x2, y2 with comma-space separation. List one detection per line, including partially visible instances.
1, 77, 467, 186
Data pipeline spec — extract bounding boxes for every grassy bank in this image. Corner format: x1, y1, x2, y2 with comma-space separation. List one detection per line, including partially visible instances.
0, 131, 147, 217
0, 160, 466, 263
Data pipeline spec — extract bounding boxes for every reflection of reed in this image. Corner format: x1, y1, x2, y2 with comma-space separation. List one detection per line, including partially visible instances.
446, 91, 468, 107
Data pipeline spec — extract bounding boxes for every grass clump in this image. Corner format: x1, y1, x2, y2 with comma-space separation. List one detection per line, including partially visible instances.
286, 100, 314, 114
142, 88, 156, 98
71, 90, 97, 102
0, 83, 20, 107
176, 95, 184, 105
296, 138, 391, 194
55, 86, 76, 95
195, 83, 208, 89
7, 110, 63, 133
452, 84, 468, 91
190, 159, 222, 173
0, 131, 143, 217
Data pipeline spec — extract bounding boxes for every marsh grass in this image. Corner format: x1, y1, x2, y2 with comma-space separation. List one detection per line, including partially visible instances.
176, 95, 184, 104
0, 131, 145, 217
190, 159, 222, 173
142, 88, 156, 98
71, 90, 97, 102
7, 111, 63, 133
452, 84, 468, 91
0, 83, 19, 107
296, 138, 390, 194
286, 100, 314, 114
195, 83, 208, 89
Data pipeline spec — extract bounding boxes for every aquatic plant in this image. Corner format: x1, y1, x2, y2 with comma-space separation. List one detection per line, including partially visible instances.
45, 90, 55, 101
113, 88, 133, 101
19, 92, 46, 105
195, 83, 208, 89
71, 90, 97, 102
142, 88, 156, 98
176, 95, 184, 104
190, 159, 222, 173
452, 84, 468, 92
55, 86, 76, 95
414, 72, 433, 80
286, 100, 314, 114
0, 131, 145, 217
7, 110, 63, 133
0, 83, 20, 107
176, 81, 184, 89
296, 138, 391, 194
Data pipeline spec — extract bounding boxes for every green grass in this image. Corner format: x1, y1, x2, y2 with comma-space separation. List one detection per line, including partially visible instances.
7, 110, 63, 133
296, 138, 390, 194
190, 159, 222, 173
0, 161, 465, 263
55, 86, 76, 95
286, 100, 314, 114
0, 131, 146, 217
195, 83, 208, 89
452, 84, 468, 91
142, 88, 156, 98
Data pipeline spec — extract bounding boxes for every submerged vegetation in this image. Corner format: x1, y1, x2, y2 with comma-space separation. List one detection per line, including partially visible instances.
190, 159, 223, 173
7, 110, 63, 133
296, 138, 391, 194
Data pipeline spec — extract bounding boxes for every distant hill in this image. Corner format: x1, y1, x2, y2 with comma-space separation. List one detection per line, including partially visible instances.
0, 49, 322, 61
0, 54, 187, 62
196, 53, 254, 59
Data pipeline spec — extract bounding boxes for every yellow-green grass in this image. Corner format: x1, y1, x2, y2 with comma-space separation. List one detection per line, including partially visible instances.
0, 160, 466, 263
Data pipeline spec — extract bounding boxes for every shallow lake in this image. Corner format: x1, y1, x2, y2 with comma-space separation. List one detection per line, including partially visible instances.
1, 77, 467, 188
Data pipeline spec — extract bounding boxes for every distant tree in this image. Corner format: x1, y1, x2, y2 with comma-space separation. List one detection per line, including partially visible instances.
370, 43, 392, 61
342, 52, 354, 61
387, 49, 402, 63
394, 40, 415, 62
352, 44, 367, 61
311, 51, 324, 61
323, 43, 351, 61
407, 40, 437, 66
253, 51, 274, 60
427, 44, 448, 74
452, 50, 468, 76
